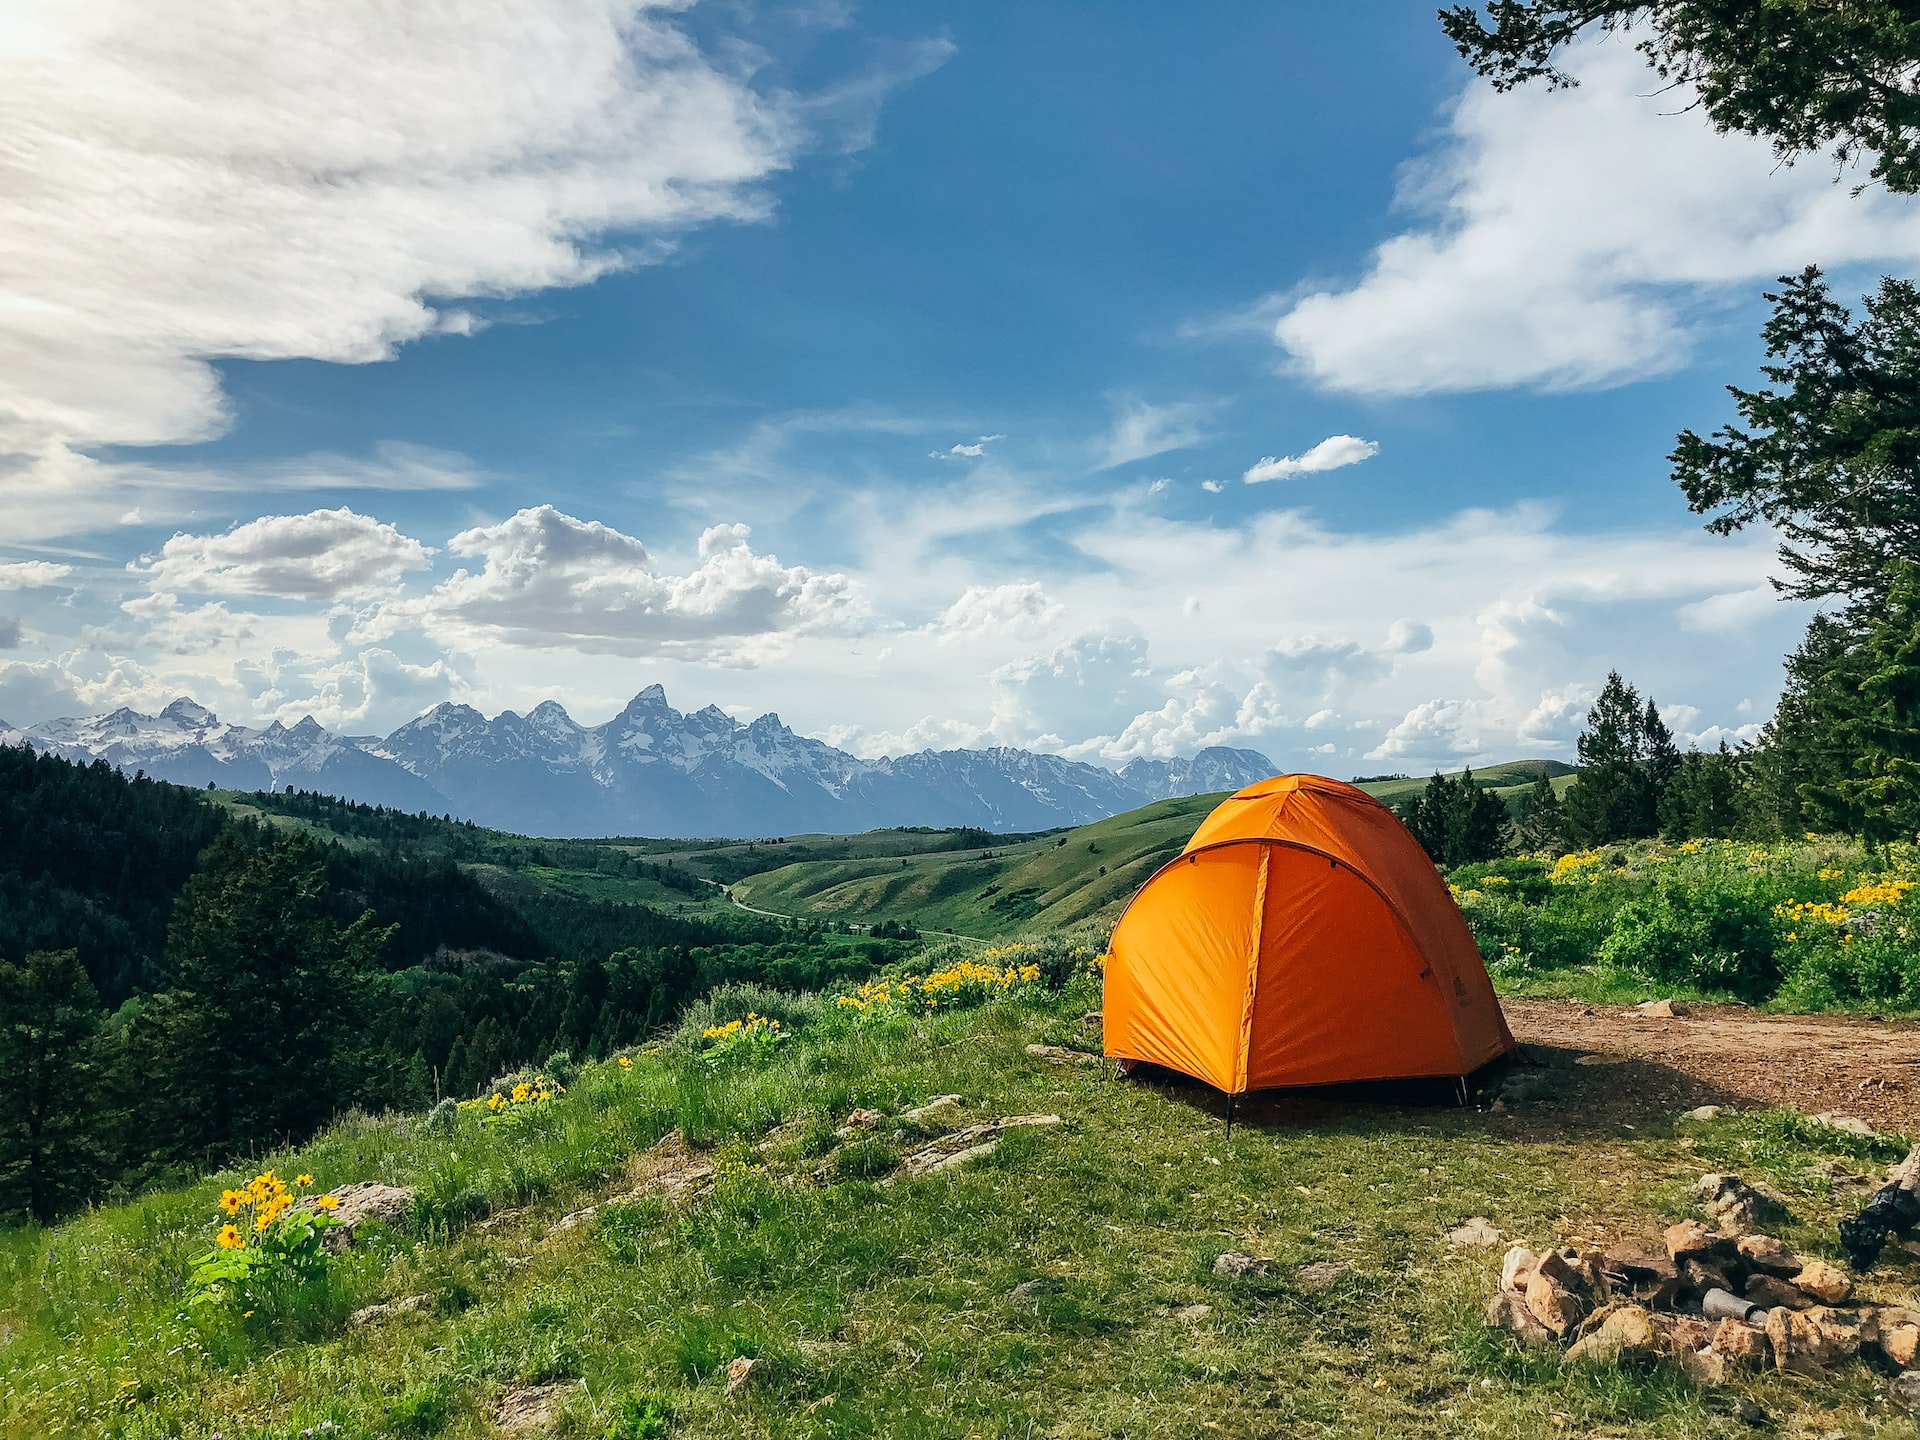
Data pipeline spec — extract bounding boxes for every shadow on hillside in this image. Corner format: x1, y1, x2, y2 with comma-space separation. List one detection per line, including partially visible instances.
1119, 1043, 1755, 1144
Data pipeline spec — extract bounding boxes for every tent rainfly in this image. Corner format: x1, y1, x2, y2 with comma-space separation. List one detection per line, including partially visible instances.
1103, 774, 1516, 1095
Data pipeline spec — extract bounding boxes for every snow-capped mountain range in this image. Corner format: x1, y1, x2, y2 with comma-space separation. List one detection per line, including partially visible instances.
1, 686, 1278, 839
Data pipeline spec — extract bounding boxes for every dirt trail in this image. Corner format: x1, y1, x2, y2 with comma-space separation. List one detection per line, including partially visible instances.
1503, 998, 1920, 1134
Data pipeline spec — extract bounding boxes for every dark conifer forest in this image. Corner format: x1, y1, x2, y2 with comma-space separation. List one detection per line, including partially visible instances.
0, 747, 899, 1221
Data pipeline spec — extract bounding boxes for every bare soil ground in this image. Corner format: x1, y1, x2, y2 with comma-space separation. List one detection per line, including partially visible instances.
1502, 998, 1920, 1135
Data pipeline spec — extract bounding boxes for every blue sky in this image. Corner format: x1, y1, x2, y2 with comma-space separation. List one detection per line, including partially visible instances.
3, 1, 1915, 772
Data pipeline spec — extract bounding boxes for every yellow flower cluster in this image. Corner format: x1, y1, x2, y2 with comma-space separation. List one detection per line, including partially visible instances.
836, 959, 1042, 1013
485, 1074, 564, 1113
1840, 878, 1914, 908
213, 1170, 336, 1247
703, 1013, 781, 1042
1818, 867, 1847, 881
1551, 851, 1603, 879
1775, 899, 1850, 929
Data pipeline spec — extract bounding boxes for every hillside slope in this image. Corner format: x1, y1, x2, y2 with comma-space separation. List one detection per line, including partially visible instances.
728, 763, 1574, 937
3, 976, 1908, 1440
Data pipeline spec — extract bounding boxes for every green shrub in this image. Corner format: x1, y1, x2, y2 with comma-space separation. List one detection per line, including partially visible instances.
1596, 877, 1782, 1000
604, 1392, 672, 1440
388, 1382, 450, 1436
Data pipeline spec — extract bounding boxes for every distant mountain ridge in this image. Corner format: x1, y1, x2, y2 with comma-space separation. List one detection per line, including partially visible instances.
0, 686, 1279, 839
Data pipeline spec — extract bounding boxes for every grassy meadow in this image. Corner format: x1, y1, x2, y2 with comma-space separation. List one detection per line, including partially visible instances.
2, 942, 1915, 1440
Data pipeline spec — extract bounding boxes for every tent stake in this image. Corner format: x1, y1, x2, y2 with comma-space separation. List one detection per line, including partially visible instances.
1456, 1076, 1469, 1107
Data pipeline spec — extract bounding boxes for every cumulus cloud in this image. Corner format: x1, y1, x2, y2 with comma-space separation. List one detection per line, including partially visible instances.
0, 0, 812, 533
1243, 435, 1379, 483
937, 582, 1064, 641
0, 561, 75, 590
931, 434, 1004, 460
132, 508, 434, 601
368, 506, 864, 660
1271, 36, 1920, 394
1385, 619, 1434, 654
1099, 399, 1217, 469
1372, 698, 1488, 762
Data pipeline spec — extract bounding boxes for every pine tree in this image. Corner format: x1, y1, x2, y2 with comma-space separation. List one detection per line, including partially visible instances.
0, 950, 103, 1222
1454, 767, 1511, 863
1643, 700, 1681, 813
1512, 772, 1565, 851
1837, 561, 1920, 845
1563, 672, 1658, 844
133, 831, 392, 1167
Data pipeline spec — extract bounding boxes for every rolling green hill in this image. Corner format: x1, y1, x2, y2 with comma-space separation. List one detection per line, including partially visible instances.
728, 761, 1575, 939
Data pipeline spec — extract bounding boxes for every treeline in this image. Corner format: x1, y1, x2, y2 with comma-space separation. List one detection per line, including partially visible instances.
1399, 670, 1819, 867
0, 749, 907, 1223
242, 788, 711, 897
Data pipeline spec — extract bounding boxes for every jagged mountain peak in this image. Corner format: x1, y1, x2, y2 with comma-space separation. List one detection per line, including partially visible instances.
7, 687, 1278, 840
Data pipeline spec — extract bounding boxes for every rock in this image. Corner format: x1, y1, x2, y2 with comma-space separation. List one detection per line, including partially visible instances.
1563, 1305, 1660, 1366
1893, 1370, 1920, 1417
1735, 1235, 1799, 1277
1654, 1314, 1712, 1356
494, 1382, 580, 1434
1500, 1245, 1537, 1293
1802, 1306, 1866, 1364
1297, 1260, 1348, 1290
1696, 1173, 1789, 1236
1744, 1274, 1815, 1310
552, 1205, 597, 1233
724, 1356, 762, 1396
1682, 1347, 1729, 1386
885, 1115, 1060, 1184
1485, 1291, 1557, 1348
1813, 1111, 1876, 1138
1735, 1396, 1772, 1428
1683, 1105, 1723, 1121
1526, 1271, 1588, 1336
1682, 1258, 1735, 1297
1883, 1323, 1920, 1368
1080, 1011, 1103, 1028
1600, 1242, 1675, 1286
1008, 1278, 1065, 1305
1709, 1318, 1770, 1371
1171, 1303, 1212, 1323
622, 1128, 717, 1205
900, 1095, 963, 1125
1665, 1221, 1717, 1263
836, 1108, 884, 1135
1791, 1258, 1851, 1304
1024, 1044, 1100, 1066
1447, 1216, 1502, 1248
1766, 1306, 1828, 1377
349, 1293, 431, 1327
1635, 999, 1691, 1018
310, 1181, 416, 1253
1533, 1248, 1589, 1295
1212, 1251, 1272, 1278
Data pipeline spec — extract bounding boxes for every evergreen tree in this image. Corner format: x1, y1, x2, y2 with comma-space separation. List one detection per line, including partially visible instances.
1659, 743, 1746, 839
1643, 700, 1681, 803
1836, 561, 1920, 845
1563, 672, 1658, 844
1512, 772, 1566, 851
1454, 767, 1512, 863
133, 831, 391, 1167
0, 950, 103, 1222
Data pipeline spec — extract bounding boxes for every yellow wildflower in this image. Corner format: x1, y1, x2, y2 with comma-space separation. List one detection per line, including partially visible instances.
295, 1173, 314, 1187
315, 1194, 341, 1211
215, 1224, 244, 1250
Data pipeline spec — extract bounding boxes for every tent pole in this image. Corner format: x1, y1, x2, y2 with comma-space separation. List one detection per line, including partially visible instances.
1456, 1076, 1468, 1107
1226, 1093, 1236, 1139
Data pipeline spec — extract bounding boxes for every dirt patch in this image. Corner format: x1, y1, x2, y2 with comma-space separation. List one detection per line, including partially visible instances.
1502, 999, 1920, 1135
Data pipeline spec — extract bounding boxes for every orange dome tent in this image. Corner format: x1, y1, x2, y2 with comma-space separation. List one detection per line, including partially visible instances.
1103, 774, 1514, 1095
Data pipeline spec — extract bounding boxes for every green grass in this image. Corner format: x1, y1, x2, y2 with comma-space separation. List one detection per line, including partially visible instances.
4, 975, 1914, 1440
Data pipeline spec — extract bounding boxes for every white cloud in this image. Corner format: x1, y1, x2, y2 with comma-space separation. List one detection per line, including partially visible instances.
0, 0, 806, 532
1372, 698, 1486, 763
1099, 398, 1217, 469
0, 561, 75, 590
1243, 435, 1379, 483
931, 434, 1004, 460
937, 582, 1064, 641
1385, 619, 1434, 654
367, 507, 865, 661
1271, 36, 1920, 395
1200, 480, 1226, 494
132, 508, 434, 601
